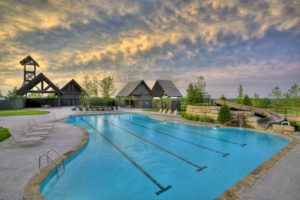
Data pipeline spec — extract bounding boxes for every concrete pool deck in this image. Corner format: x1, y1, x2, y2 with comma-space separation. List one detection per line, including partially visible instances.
0, 107, 299, 200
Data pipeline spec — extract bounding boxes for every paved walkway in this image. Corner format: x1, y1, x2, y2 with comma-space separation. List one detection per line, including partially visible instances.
0, 107, 84, 200
240, 134, 300, 200
0, 108, 299, 200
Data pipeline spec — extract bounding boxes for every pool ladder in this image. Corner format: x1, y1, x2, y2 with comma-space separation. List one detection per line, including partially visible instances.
38, 148, 65, 179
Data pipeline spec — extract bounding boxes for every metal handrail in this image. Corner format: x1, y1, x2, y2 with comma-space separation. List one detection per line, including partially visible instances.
47, 148, 64, 162
38, 153, 60, 179
38, 149, 65, 180
47, 148, 65, 172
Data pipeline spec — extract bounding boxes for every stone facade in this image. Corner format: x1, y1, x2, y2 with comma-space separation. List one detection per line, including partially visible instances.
186, 105, 220, 119
245, 116, 261, 128
186, 105, 256, 125
272, 124, 295, 134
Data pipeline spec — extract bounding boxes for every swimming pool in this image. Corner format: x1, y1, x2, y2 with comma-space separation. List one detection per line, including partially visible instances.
41, 113, 289, 200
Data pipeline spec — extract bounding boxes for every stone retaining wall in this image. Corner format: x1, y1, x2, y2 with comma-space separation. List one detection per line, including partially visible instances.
186, 105, 220, 119
186, 105, 255, 121
246, 116, 261, 128
272, 124, 295, 134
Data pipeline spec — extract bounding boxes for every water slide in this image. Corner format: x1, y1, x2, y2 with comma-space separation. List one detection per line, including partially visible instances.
214, 99, 284, 129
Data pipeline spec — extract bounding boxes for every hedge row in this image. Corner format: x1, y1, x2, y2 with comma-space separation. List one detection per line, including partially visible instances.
180, 112, 214, 123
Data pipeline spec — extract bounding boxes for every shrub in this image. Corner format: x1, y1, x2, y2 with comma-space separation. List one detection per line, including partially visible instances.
180, 112, 214, 123
199, 115, 214, 123
217, 105, 231, 123
290, 121, 300, 131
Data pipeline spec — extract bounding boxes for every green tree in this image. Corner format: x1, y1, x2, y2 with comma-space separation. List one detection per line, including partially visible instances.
270, 86, 281, 99
99, 77, 115, 101
80, 91, 89, 107
82, 75, 99, 97
186, 76, 207, 105
196, 76, 206, 95
236, 84, 244, 104
47, 94, 57, 99
186, 83, 198, 105
258, 98, 272, 108
0, 90, 3, 97
220, 94, 227, 100
252, 93, 260, 107
6, 87, 19, 98
80, 75, 100, 106
27, 93, 42, 98
217, 105, 231, 123
288, 84, 299, 98
269, 86, 282, 112
243, 95, 252, 106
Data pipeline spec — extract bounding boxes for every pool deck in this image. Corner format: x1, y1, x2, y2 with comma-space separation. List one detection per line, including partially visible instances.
0, 107, 299, 200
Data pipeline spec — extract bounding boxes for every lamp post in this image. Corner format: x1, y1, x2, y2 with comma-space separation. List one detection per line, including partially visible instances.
284, 107, 287, 121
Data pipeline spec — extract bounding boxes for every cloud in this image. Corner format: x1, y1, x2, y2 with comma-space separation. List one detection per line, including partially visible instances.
0, 0, 299, 96
0, 0, 139, 41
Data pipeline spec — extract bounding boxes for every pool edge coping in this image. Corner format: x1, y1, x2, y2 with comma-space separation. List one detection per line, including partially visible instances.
22, 112, 299, 200
144, 112, 299, 200
215, 134, 298, 200
22, 122, 90, 200
21, 111, 127, 200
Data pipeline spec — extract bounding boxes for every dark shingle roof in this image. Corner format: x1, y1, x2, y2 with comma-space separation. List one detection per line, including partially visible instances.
19, 55, 39, 67
16, 73, 62, 95
117, 80, 150, 97
153, 80, 182, 97
61, 79, 83, 92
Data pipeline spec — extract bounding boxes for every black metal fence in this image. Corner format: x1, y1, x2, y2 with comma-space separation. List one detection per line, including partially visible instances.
26, 98, 60, 107
0, 97, 116, 109
0, 98, 25, 110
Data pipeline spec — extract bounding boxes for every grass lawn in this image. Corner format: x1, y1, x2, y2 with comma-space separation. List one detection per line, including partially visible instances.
0, 128, 11, 142
0, 109, 49, 116
267, 107, 300, 116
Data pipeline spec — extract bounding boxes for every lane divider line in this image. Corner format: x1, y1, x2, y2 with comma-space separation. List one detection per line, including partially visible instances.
104, 119, 207, 172
133, 116, 247, 147
119, 118, 230, 157
80, 117, 172, 195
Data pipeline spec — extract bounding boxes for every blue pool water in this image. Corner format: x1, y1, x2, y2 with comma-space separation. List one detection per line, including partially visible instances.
41, 114, 289, 200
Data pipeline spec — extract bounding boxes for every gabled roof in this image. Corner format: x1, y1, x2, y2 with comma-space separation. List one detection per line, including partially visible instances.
152, 80, 182, 97
16, 73, 62, 95
116, 80, 151, 97
19, 55, 40, 67
61, 79, 83, 92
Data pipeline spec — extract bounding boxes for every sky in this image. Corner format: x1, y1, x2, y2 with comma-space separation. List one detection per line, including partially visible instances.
0, 0, 299, 98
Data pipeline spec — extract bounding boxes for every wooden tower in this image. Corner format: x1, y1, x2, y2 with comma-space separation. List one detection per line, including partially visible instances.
19, 55, 40, 84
